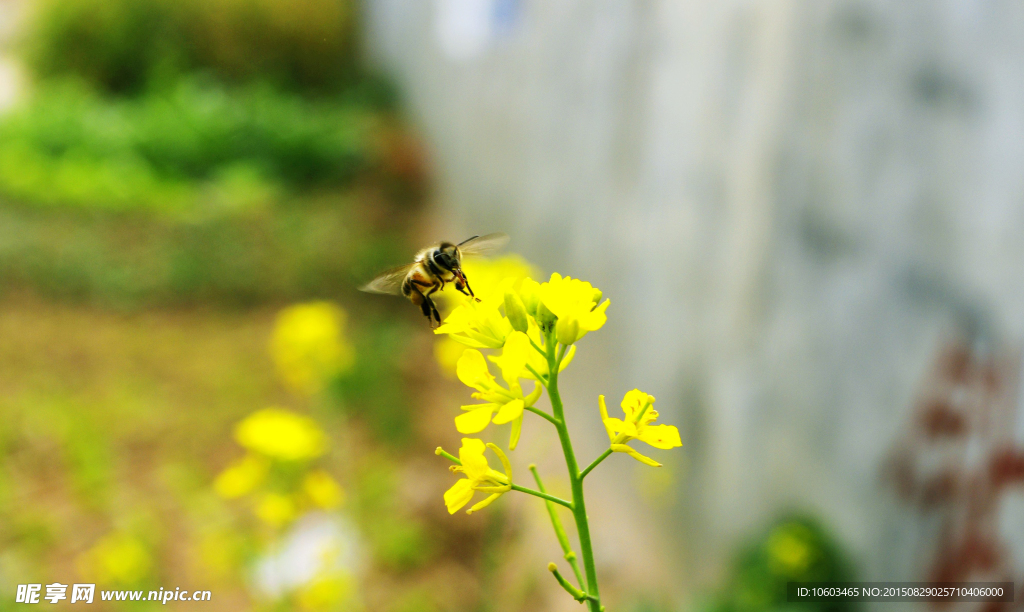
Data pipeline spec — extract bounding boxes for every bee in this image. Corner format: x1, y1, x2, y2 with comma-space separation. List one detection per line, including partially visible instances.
359, 233, 509, 326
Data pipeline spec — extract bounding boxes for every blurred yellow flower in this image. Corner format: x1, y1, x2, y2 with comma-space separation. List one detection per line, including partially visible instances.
433, 336, 467, 378
235, 407, 327, 461
214, 453, 269, 499
455, 334, 542, 449
440, 254, 537, 307
444, 438, 512, 514
303, 469, 344, 509
271, 301, 355, 395
537, 273, 609, 344
767, 523, 814, 575
256, 492, 297, 527
298, 574, 352, 610
77, 534, 151, 585
599, 389, 681, 467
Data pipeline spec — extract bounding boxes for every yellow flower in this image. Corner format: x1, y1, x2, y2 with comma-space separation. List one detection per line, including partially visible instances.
255, 492, 297, 527
599, 389, 681, 466
214, 453, 269, 499
235, 407, 327, 461
297, 574, 352, 610
303, 469, 344, 509
434, 279, 514, 348
77, 534, 151, 585
537, 273, 610, 344
444, 438, 512, 514
271, 301, 355, 395
455, 333, 542, 449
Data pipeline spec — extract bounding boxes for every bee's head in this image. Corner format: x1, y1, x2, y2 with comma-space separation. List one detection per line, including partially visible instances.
434, 242, 461, 273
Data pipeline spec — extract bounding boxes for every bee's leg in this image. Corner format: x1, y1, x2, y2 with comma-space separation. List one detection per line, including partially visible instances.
463, 276, 480, 302
406, 285, 436, 327
425, 295, 441, 325
411, 279, 443, 327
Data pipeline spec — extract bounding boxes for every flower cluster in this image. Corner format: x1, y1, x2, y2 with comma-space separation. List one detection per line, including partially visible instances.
431, 263, 683, 610
436, 270, 678, 470
215, 409, 343, 528
432, 264, 679, 612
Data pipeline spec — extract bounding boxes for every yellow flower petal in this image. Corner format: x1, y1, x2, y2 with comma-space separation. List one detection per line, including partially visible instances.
636, 424, 682, 450
457, 349, 494, 390
508, 416, 523, 450
466, 493, 501, 514
598, 395, 615, 441
491, 331, 531, 385
444, 478, 474, 514
455, 405, 496, 433
458, 438, 490, 478
621, 389, 656, 420
492, 399, 524, 425
611, 444, 662, 467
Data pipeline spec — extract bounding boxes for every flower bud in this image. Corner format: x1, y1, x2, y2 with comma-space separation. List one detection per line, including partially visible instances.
536, 301, 557, 329
518, 278, 541, 316
591, 288, 603, 305
556, 317, 579, 345
504, 288, 529, 333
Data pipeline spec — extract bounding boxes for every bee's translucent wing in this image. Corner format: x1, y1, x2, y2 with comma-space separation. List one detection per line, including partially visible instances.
457, 232, 510, 256
359, 263, 413, 295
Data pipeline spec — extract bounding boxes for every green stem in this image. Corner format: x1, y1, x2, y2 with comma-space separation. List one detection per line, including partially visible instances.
580, 448, 613, 480
509, 484, 573, 510
525, 405, 560, 426
530, 465, 586, 589
547, 563, 596, 603
545, 331, 602, 612
524, 363, 549, 385
434, 447, 461, 465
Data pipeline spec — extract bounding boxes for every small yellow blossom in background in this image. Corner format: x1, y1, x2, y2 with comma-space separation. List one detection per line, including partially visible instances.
214, 453, 269, 499
766, 522, 815, 575
599, 389, 681, 466
443, 438, 512, 514
235, 407, 327, 461
538, 273, 610, 344
77, 533, 151, 585
297, 574, 352, 611
271, 301, 355, 395
303, 469, 344, 509
454, 335, 542, 449
256, 492, 298, 527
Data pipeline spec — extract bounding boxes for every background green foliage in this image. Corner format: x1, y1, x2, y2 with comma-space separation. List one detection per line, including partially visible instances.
701, 514, 859, 612
24, 0, 362, 94
0, 80, 385, 214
